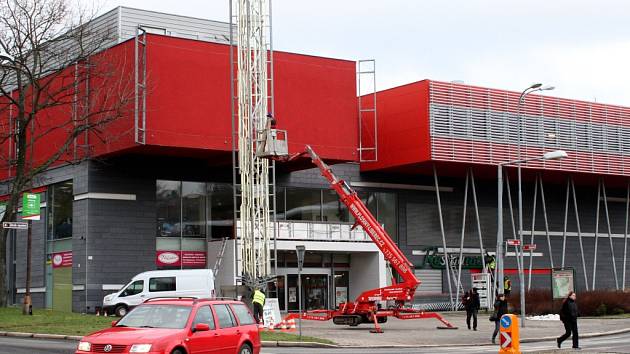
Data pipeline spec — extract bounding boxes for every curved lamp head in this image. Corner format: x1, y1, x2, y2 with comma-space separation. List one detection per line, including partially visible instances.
542, 150, 568, 160
529, 83, 543, 89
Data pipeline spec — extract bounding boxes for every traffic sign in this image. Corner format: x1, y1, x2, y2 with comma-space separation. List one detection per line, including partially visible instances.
523, 244, 537, 251
506, 239, 521, 246
500, 315, 512, 328
2, 221, 29, 230
499, 314, 520, 354
501, 331, 512, 348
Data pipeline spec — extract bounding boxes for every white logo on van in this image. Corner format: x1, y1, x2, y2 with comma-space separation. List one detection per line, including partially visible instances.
158, 252, 180, 264
53, 254, 63, 266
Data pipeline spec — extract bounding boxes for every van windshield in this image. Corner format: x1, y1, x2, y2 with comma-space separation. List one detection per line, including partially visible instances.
120, 280, 143, 297
116, 305, 191, 329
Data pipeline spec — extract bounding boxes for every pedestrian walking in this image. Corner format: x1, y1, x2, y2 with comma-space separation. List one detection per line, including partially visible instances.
465, 288, 480, 330
557, 291, 580, 349
491, 293, 508, 344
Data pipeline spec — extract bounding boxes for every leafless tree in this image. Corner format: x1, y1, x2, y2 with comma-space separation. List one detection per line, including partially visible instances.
0, 0, 134, 306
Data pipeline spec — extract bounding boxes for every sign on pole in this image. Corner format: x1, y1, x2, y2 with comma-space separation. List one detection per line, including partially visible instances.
506, 239, 521, 246
21, 193, 41, 221
523, 244, 537, 252
551, 268, 575, 299
2, 222, 29, 230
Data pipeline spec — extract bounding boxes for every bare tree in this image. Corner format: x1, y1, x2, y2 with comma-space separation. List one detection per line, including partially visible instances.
0, 0, 134, 307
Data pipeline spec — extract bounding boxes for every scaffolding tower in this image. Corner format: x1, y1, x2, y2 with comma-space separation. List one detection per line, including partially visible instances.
230, 0, 276, 290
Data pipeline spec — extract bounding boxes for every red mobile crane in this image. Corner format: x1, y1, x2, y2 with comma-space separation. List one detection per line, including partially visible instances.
280, 145, 456, 333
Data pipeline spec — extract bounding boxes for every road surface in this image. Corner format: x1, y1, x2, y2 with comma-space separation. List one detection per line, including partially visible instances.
1, 333, 630, 353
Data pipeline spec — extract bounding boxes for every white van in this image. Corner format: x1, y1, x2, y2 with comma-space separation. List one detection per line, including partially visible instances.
102, 269, 215, 317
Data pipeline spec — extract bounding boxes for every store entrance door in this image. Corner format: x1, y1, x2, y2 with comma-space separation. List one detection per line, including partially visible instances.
287, 274, 328, 312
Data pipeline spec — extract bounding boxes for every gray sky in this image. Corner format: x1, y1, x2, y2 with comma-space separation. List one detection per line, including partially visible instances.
90, 0, 630, 106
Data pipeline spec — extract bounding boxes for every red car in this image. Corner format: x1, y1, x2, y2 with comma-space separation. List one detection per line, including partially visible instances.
76, 298, 260, 354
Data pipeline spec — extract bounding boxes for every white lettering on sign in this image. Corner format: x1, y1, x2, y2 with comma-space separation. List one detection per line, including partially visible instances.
158, 252, 180, 264
523, 244, 537, 251
2, 222, 29, 230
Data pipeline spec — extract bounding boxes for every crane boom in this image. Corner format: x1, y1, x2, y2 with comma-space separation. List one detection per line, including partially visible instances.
262, 138, 456, 331
305, 146, 419, 289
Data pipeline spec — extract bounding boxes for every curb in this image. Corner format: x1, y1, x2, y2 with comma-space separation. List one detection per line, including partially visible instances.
1, 327, 630, 348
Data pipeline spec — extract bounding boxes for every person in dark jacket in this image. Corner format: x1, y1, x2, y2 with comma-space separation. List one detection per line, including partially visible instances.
464, 288, 481, 330
491, 293, 508, 344
557, 291, 580, 349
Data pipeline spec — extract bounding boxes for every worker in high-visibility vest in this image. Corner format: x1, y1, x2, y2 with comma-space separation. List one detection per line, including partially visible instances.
252, 288, 266, 324
504, 276, 512, 296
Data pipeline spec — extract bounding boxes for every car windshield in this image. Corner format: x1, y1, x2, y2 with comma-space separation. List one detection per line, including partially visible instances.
115, 305, 192, 329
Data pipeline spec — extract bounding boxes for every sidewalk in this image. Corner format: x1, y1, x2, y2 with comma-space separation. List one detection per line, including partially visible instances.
289, 312, 630, 347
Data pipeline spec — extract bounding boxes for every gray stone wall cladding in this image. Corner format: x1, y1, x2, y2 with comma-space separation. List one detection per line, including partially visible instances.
10, 157, 630, 312
73, 161, 157, 312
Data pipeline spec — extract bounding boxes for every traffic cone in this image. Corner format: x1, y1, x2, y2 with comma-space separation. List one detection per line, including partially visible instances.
279, 320, 288, 330
287, 319, 296, 330
267, 321, 275, 331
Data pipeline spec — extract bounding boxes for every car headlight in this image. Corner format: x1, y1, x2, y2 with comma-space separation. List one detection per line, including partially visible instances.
130, 344, 152, 353
77, 341, 91, 351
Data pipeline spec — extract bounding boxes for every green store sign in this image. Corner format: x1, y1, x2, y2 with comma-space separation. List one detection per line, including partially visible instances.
417, 246, 486, 269
22, 193, 41, 220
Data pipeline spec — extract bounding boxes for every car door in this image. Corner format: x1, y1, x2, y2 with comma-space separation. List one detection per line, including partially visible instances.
212, 304, 241, 353
186, 305, 220, 354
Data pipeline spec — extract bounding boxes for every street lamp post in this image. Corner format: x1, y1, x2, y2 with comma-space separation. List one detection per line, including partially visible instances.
516, 83, 555, 328
295, 245, 305, 340
497, 150, 567, 325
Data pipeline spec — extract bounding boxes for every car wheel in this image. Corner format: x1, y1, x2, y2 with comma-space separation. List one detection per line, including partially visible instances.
171, 349, 185, 354
238, 343, 253, 354
114, 305, 128, 317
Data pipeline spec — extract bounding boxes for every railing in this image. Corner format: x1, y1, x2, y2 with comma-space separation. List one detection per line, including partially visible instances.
236, 220, 370, 242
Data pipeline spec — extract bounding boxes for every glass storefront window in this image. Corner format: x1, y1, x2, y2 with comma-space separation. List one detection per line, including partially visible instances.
47, 181, 73, 240
208, 183, 234, 239
376, 192, 397, 242
157, 180, 181, 237
182, 182, 206, 237
285, 188, 321, 221
334, 271, 349, 307
322, 189, 349, 222
276, 187, 286, 220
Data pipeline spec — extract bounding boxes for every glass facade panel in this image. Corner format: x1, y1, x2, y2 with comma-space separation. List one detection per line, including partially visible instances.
322, 189, 349, 222
208, 183, 234, 239
182, 182, 206, 237
276, 187, 286, 220
285, 188, 321, 221
376, 192, 397, 242
157, 180, 181, 237
47, 181, 73, 240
